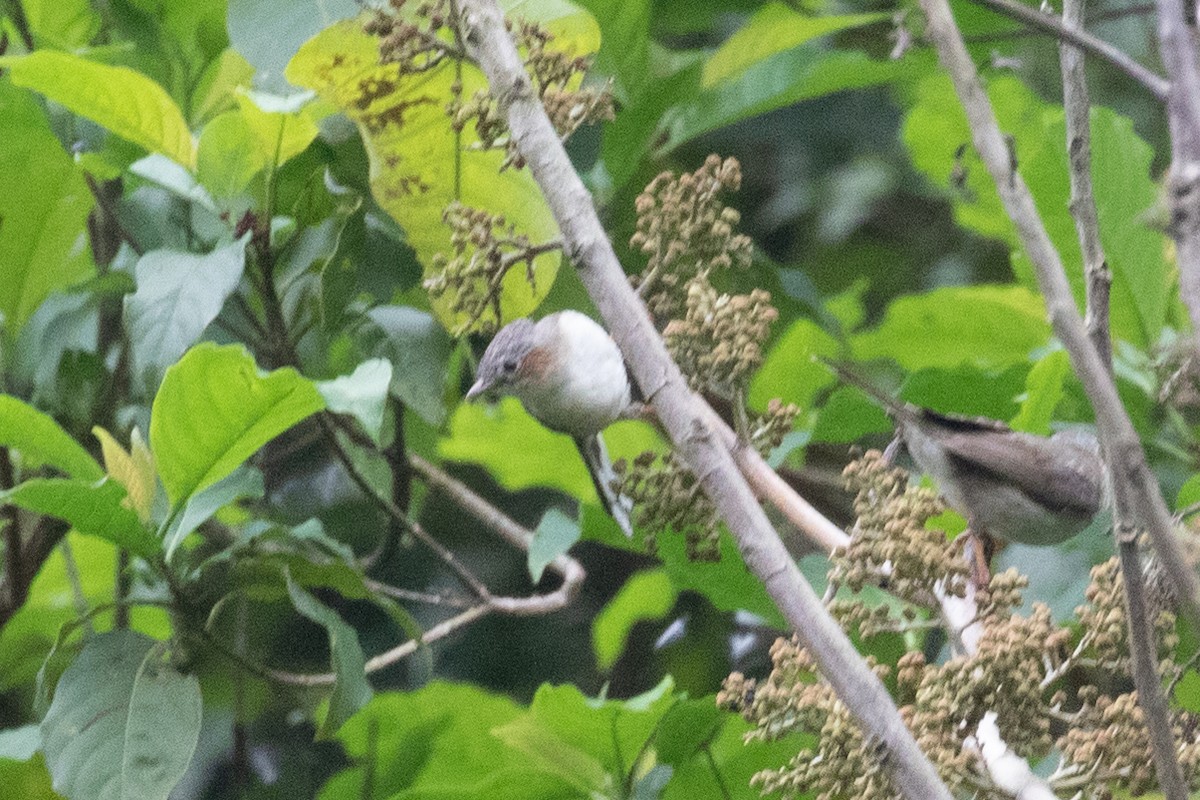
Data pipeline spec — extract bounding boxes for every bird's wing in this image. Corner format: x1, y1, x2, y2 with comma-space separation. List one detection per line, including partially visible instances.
930, 425, 1103, 514
576, 434, 634, 537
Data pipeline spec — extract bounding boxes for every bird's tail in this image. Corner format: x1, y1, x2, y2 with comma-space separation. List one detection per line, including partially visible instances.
576, 434, 634, 538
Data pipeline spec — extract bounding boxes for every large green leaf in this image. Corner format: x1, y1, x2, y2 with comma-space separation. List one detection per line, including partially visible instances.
0, 396, 103, 481
123, 236, 249, 380
850, 284, 1051, 370
0, 79, 94, 335
316, 359, 394, 445
1, 479, 160, 559
195, 111, 268, 198
20, 0, 100, 48
285, 3, 599, 329
901, 74, 1169, 346
1, 51, 196, 168
702, 5, 888, 87
285, 574, 372, 738
150, 343, 325, 505
41, 631, 201, 800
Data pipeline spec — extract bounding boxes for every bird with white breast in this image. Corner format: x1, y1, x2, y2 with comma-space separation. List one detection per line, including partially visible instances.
466, 310, 636, 536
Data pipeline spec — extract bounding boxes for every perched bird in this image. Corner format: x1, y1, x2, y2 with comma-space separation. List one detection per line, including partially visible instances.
829, 362, 1106, 548
466, 310, 635, 536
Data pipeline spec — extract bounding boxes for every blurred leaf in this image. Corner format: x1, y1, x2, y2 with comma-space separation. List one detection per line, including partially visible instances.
702, 5, 888, 87
1177, 474, 1200, 510
20, 0, 99, 48
127, 154, 217, 211
317, 359, 394, 444
123, 236, 250, 380
365, 306, 452, 427
749, 317, 838, 412
656, 700, 723, 765
150, 343, 325, 505
900, 364, 1026, 419
0, 478, 160, 559
810, 386, 891, 443
0, 754, 61, 800
850, 285, 1050, 370
227, 0, 360, 90
1010, 349, 1070, 434
190, 49, 256, 125
592, 568, 677, 670
902, 75, 1168, 346
0, 396, 103, 480
1, 51, 196, 168
164, 465, 264, 561
661, 711, 802, 800
196, 111, 268, 198
0, 725, 41, 761
573, 0, 650, 100
235, 89, 320, 167
285, 5, 595, 329
41, 631, 201, 800
0, 79, 94, 335
285, 573, 373, 738
317, 684, 573, 799
491, 715, 609, 794
659, 533, 784, 628
12, 291, 97, 400
660, 47, 908, 155
529, 508, 581, 583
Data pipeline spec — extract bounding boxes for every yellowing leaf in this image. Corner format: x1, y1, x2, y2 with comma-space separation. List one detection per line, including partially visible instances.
286, 3, 599, 330
93, 427, 156, 523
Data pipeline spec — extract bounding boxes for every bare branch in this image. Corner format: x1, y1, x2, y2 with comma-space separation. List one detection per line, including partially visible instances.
961, 0, 1169, 101
921, 0, 1190, 794
453, 2, 955, 797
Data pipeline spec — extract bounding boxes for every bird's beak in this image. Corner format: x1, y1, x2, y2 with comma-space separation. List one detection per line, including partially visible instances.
465, 379, 488, 401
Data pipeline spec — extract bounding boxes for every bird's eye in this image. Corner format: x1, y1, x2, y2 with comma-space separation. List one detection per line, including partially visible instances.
502, 359, 518, 374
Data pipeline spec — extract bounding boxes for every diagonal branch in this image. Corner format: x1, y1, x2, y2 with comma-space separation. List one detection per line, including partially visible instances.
454, 1, 954, 797
923, 0, 1189, 794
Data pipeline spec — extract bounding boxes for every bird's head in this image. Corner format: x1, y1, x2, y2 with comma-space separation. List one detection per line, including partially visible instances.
466, 318, 545, 401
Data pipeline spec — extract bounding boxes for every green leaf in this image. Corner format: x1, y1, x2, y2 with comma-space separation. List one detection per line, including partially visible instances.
316, 683, 570, 800
0, 396, 103, 481
1, 479, 160, 559
811, 385, 892, 443
20, 0, 100, 48
491, 715, 610, 794
285, 6, 594, 329
850, 285, 1050, 370
196, 111, 268, 198
41, 631, 201, 800
1010, 349, 1070, 435
0, 725, 41, 762
660, 532, 785, 628
439, 399, 660, 504
901, 75, 1168, 346
150, 343, 325, 505
592, 568, 677, 670
0, 753, 60, 800
234, 90, 320, 167
316, 359, 394, 445
164, 465, 265, 561
364, 306, 453, 427
660, 47, 908, 156
228, 0, 360, 90
285, 573, 372, 738
749, 317, 838, 412
572, 0, 650, 100
656, 700, 724, 765
123, 237, 250, 380
529, 508, 581, 584
702, 5, 888, 87
1, 51, 196, 168
0, 78, 94, 335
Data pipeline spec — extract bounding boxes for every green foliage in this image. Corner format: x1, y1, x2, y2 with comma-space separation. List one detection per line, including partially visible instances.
149, 343, 325, 505
0, 396, 103, 481
41, 631, 201, 800
593, 568, 677, 670
0, 479, 158, 558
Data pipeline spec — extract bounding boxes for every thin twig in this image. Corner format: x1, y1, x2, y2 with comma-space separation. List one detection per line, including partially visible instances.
921, 0, 1189, 795
961, 0, 1169, 101
454, 2, 955, 797
1060, 0, 1112, 369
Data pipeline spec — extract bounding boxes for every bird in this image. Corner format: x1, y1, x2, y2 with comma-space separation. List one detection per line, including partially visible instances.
466, 310, 635, 536
827, 361, 1107, 549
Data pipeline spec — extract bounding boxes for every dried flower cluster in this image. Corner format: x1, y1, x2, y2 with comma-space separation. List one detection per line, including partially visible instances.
612, 451, 720, 561
663, 281, 777, 393
425, 202, 554, 333
722, 450, 1200, 799
630, 155, 753, 318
